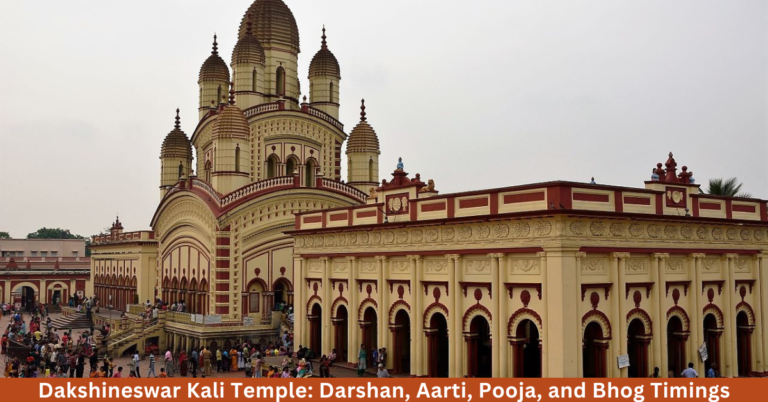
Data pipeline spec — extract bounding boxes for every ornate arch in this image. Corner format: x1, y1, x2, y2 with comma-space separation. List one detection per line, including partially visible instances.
388, 299, 411, 324
357, 298, 379, 321
130, 276, 137, 287
582, 310, 612, 339
508, 307, 543, 337
422, 302, 449, 328
331, 296, 349, 318
273, 277, 293, 291
702, 304, 725, 328
666, 306, 690, 332
735, 301, 755, 325
626, 307, 653, 335
198, 279, 208, 292
306, 295, 322, 312
11, 282, 39, 293
462, 304, 492, 332
245, 278, 268, 292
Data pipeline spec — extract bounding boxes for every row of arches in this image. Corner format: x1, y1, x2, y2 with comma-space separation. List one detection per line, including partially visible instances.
244, 277, 293, 315
94, 275, 137, 309
266, 154, 317, 186
161, 277, 209, 314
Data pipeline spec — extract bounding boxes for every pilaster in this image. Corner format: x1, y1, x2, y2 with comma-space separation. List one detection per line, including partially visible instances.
653, 253, 669, 377
347, 256, 358, 364
723, 254, 736, 377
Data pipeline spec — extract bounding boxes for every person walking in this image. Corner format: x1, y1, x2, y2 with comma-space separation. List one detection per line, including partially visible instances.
147, 353, 157, 378
357, 344, 367, 377
164, 349, 174, 377
133, 352, 141, 378
202, 347, 213, 378
216, 348, 222, 372
681, 362, 698, 378
190, 348, 199, 378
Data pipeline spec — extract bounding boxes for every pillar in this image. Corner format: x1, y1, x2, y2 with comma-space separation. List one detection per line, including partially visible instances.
575, 252, 586, 377
489, 253, 501, 378
376, 256, 388, 366
293, 256, 305, 347
347, 256, 358, 364
495, 254, 509, 377
543, 248, 579, 377
758, 253, 768, 374
653, 253, 669, 377
609, 253, 623, 377
538, 251, 549, 377
447, 254, 462, 377
723, 254, 736, 377
408, 255, 420, 377
750, 257, 763, 375
321, 257, 331, 356
691, 253, 705, 374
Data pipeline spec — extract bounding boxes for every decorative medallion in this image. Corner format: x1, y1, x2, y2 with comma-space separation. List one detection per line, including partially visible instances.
609, 223, 626, 237
412, 230, 424, 242
433, 287, 441, 302
590, 292, 600, 310
315, 236, 324, 246
696, 227, 710, 240
360, 232, 369, 244
467, 260, 490, 273
312, 282, 319, 295
664, 225, 679, 239
512, 259, 538, 273
305, 236, 314, 246
366, 284, 373, 297
458, 226, 473, 240
754, 229, 765, 241
473, 288, 483, 302
520, 290, 531, 307
647, 224, 661, 238
629, 224, 644, 238
371, 232, 382, 243
347, 233, 357, 245
533, 221, 552, 236
590, 221, 607, 236
397, 285, 405, 299
336, 234, 346, 246
712, 228, 724, 240
672, 288, 680, 305
680, 226, 693, 239
633, 291, 642, 308
707, 288, 715, 303
739, 286, 747, 301
426, 229, 439, 242
296, 237, 305, 248
726, 228, 738, 241
740, 229, 751, 241
570, 221, 585, 236
442, 228, 455, 240
279, 266, 286, 276
493, 224, 510, 238
383, 231, 395, 243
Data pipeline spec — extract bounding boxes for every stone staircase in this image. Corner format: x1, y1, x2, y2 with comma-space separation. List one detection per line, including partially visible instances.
47, 304, 62, 314
107, 320, 164, 357
46, 313, 92, 330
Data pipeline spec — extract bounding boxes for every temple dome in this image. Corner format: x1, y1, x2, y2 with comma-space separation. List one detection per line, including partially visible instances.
238, 0, 300, 53
309, 27, 340, 78
232, 16, 266, 65
161, 110, 193, 159
347, 100, 380, 154
212, 90, 250, 140
199, 35, 230, 83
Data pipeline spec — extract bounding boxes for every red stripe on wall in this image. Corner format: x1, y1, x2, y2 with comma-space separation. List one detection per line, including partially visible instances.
725, 200, 733, 219
655, 193, 663, 214
216, 283, 229, 291
216, 260, 229, 268
215, 272, 229, 280
447, 197, 455, 218
421, 202, 447, 212
216, 248, 230, 257
503, 192, 545, 204
329, 213, 348, 222
216, 237, 230, 246
215, 306, 229, 314
573, 192, 610, 202
624, 196, 652, 205
303, 216, 322, 224
700, 202, 722, 210
614, 190, 623, 213
762, 202, 768, 221
459, 197, 489, 209
356, 210, 377, 218
732, 204, 756, 213
215, 295, 229, 303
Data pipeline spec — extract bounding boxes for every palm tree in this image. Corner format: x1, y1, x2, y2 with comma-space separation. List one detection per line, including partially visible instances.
705, 177, 752, 198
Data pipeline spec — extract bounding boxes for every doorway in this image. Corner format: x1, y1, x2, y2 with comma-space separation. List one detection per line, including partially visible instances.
391, 310, 411, 374
627, 319, 649, 378
427, 313, 449, 377
333, 305, 349, 362
736, 311, 752, 377
512, 319, 541, 377
361, 307, 378, 370
666, 316, 686, 377
466, 315, 492, 378
583, 322, 607, 378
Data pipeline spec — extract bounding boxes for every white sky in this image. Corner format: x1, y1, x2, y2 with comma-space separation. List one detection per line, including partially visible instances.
0, 0, 766, 238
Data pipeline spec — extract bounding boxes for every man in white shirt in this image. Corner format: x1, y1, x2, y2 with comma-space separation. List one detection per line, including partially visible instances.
377, 364, 391, 378
681, 362, 698, 378
133, 352, 141, 378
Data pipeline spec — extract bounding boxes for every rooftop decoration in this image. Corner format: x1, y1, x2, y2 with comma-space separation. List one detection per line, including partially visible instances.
650, 152, 695, 184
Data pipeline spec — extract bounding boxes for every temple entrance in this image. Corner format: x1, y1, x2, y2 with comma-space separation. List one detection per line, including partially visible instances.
512, 319, 541, 377
333, 305, 349, 362
667, 316, 686, 377
627, 319, 650, 378
427, 313, 449, 377
209, 341, 218, 354
19, 286, 36, 309
703, 314, 721, 375
51, 290, 62, 305
736, 312, 752, 377
466, 316, 492, 378
391, 310, 411, 374
583, 322, 607, 378
309, 304, 323, 357
361, 307, 378, 370
273, 279, 290, 306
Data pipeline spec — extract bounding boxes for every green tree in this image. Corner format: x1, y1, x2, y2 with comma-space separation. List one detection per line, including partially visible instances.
0, 231, 10, 239
705, 177, 752, 198
26, 227, 85, 239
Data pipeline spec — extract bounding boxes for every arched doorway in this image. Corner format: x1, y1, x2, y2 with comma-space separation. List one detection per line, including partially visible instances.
703, 314, 721, 375
19, 286, 36, 309
627, 319, 650, 378
309, 304, 323, 357
391, 310, 411, 374
333, 305, 349, 363
583, 322, 608, 378
209, 341, 218, 355
246, 280, 264, 315
361, 307, 378, 370
736, 311, 753, 377
512, 319, 541, 377
305, 159, 316, 187
466, 315, 492, 378
273, 279, 289, 306
666, 316, 687, 377
427, 313, 449, 377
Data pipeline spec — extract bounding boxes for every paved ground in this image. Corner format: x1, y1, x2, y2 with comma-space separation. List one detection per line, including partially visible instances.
2, 312, 397, 378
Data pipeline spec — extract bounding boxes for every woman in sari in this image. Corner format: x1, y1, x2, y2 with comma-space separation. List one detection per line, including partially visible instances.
178, 350, 188, 377
237, 350, 244, 371
230, 348, 238, 371
357, 344, 367, 377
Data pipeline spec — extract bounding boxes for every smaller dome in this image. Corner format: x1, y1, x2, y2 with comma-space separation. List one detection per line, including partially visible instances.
199, 35, 231, 83
212, 86, 250, 139
346, 100, 380, 154
161, 109, 193, 160
309, 27, 340, 79
232, 15, 265, 65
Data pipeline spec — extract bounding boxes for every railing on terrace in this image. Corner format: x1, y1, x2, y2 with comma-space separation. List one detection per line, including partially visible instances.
320, 178, 368, 202
219, 176, 294, 206
306, 107, 344, 131
166, 311, 273, 328
190, 178, 223, 205
243, 102, 280, 118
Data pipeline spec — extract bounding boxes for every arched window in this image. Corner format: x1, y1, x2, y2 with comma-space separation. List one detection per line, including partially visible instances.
286, 157, 296, 176
329, 81, 334, 103
235, 145, 241, 172
267, 155, 278, 178
199, 88, 202, 106
204, 160, 212, 182
369, 158, 374, 182
276, 67, 285, 96
305, 159, 316, 187
217, 85, 222, 103
252, 69, 257, 92
178, 162, 184, 178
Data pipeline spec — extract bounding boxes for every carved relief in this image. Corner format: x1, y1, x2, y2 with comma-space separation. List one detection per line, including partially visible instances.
726, 228, 738, 241
510, 222, 530, 237
680, 226, 693, 239
396, 230, 409, 243
629, 224, 644, 238
393, 261, 409, 273
425, 229, 439, 242
371, 232, 382, 244
361, 262, 376, 272
740, 229, 751, 241
476, 225, 490, 239
336, 234, 346, 246
493, 224, 510, 238
383, 231, 395, 244
647, 224, 661, 238
702, 259, 719, 273
754, 229, 765, 241
296, 237, 305, 248
315, 236, 324, 246
466, 260, 490, 274
581, 258, 606, 275
359, 232, 369, 244
511, 259, 539, 274
696, 226, 710, 240
412, 230, 423, 242
712, 228, 724, 240
426, 261, 447, 273
442, 228, 455, 241
626, 259, 647, 274
309, 262, 323, 272
570, 221, 585, 235
609, 223, 626, 237
346, 233, 357, 245
333, 262, 349, 273
533, 221, 552, 236
458, 226, 472, 240
324, 235, 335, 246
734, 259, 749, 272
590, 221, 607, 236
665, 259, 684, 272
664, 225, 679, 239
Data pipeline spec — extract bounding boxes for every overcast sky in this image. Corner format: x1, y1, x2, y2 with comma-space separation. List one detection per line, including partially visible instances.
0, 0, 766, 238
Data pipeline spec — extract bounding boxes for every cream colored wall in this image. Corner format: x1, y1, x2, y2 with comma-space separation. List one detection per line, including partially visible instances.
160, 157, 193, 197
199, 80, 229, 119
309, 76, 340, 119
347, 153, 378, 192
232, 62, 265, 110
263, 46, 299, 105
0, 239, 86, 257
211, 138, 251, 194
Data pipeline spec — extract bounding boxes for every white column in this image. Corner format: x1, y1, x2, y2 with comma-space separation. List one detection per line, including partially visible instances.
496, 254, 509, 378
293, 256, 305, 347
538, 251, 549, 378
489, 253, 501, 378
575, 252, 586, 377
377, 256, 388, 364
723, 254, 735, 377
347, 256, 358, 364
758, 253, 768, 374
448, 254, 462, 377
609, 253, 622, 377
691, 253, 706, 374
321, 257, 331, 356
752, 255, 764, 375
654, 253, 669, 377
408, 255, 421, 377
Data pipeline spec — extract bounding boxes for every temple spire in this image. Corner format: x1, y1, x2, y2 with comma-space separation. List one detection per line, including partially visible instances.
212, 34, 219, 55
174, 108, 180, 129
321, 25, 327, 49
228, 81, 236, 105
360, 99, 366, 121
